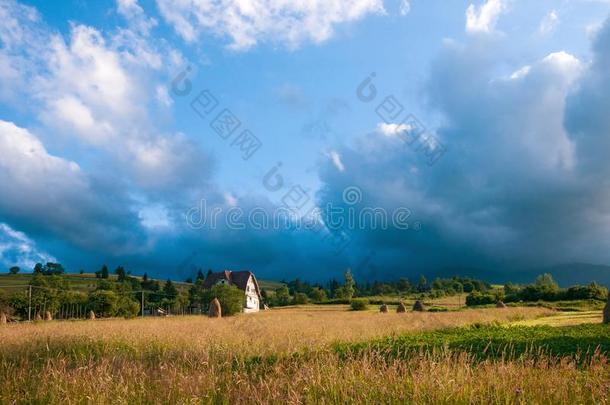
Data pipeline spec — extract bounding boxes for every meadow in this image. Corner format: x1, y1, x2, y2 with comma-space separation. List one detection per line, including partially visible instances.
2, 305, 609, 404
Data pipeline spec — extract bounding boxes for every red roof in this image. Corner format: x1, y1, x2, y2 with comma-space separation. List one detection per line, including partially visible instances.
202, 270, 261, 297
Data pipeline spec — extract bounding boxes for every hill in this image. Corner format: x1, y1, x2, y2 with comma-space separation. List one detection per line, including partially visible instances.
0, 273, 283, 293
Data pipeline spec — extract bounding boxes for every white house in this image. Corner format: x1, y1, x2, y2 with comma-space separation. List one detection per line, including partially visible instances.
202, 270, 262, 313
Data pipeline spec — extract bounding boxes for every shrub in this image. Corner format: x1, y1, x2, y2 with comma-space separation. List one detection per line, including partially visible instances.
465, 292, 498, 306
88, 290, 118, 317
293, 293, 309, 305
350, 299, 369, 311
116, 296, 141, 318
202, 284, 244, 316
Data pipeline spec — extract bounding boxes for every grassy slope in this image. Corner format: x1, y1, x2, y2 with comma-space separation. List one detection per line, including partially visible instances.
0, 273, 281, 292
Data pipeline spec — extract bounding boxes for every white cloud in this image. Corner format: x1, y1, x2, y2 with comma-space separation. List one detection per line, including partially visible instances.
0, 1, 208, 191
156, 0, 385, 50
224, 192, 238, 207
0, 222, 56, 270
538, 10, 559, 36
465, 0, 506, 33
327, 150, 345, 172
376, 122, 411, 137
155, 85, 173, 107
116, 0, 157, 34
399, 0, 411, 16
0, 120, 151, 254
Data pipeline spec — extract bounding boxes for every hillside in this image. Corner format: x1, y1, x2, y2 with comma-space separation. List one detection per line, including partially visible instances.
0, 273, 283, 293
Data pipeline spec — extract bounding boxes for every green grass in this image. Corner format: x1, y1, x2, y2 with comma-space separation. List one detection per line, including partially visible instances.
333, 323, 610, 361
0, 272, 279, 293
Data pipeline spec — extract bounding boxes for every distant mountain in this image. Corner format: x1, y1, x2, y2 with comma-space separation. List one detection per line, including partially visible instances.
431, 263, 610, 288
534, 263, 610, 288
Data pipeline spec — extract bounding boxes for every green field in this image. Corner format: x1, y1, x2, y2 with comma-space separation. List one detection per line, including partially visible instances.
333, 323, 610, 362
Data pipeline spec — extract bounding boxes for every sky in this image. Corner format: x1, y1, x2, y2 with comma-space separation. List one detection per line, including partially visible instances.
1, 0, 610, 282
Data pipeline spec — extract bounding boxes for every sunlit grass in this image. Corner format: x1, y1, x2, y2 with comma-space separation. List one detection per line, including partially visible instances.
2, 306, 608, 404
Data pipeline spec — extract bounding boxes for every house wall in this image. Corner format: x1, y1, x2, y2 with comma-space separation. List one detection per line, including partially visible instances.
243, 276, 260, 313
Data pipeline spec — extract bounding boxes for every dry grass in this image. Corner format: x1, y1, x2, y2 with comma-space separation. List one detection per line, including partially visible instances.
0, 306, 551, 355
2, 306, 608, 404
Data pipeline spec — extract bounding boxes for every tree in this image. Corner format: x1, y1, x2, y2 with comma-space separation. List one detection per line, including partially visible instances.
397, 277, 411, 293
417, 275, 428, 292
342, 269, 355, 300
206, 269, 213, 278
115, 296, 140, 318
163, 279, 178, 301
142, 272, 149, 282
308, 287, 327, 302
8, 266, 20, 275
203, 284, 243, 316
535, 273, 558, 289
115, 266, 127, 282
292, 292, 309, 305
196, 269, 205, 282
42, 262, 64, 275
88, 290, 118, 317
33, 263, 43, 274
100, 265, 109, 279
274, 286, 291, 306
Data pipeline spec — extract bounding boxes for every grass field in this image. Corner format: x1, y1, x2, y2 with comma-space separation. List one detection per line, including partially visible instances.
3, 305, 609, 404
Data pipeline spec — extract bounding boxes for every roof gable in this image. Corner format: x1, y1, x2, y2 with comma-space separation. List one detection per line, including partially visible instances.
202, 270, 261, 297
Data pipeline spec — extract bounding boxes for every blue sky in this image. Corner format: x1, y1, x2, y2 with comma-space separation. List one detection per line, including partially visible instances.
1, 0, 610, 282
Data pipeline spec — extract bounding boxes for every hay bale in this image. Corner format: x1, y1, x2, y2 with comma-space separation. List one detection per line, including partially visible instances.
496, 301, 507, 308
396, 302, 407, 313
208, 298, 222, 318
88, 310, 96, 320
44, 311, 53, 321
412, 300, 425, 312
603, 295, 610, 324
0, 313, 6, 324
379, 304, 388, 313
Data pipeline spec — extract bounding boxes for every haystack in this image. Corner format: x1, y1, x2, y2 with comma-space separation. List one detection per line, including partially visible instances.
209, 298, 222, 318
412, 300, 425, 312
379, 304, 388, 313
396, 302, 407, 313
44, 311, 53, 321
88, 310, 96, 320
496, 301, 507, 309
0, 313, 6, 324
604, 294, 610, 324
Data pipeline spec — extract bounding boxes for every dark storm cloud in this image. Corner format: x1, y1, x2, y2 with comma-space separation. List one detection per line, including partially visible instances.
312, 17, 610, 280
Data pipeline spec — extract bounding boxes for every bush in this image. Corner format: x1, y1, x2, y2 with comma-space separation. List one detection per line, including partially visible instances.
465, 292, 498, 306
88, 290, 119, 317
293, 292, 309, 305
350, 299, 369, 311
203, 284, 244, 316
116, 296, 141, 318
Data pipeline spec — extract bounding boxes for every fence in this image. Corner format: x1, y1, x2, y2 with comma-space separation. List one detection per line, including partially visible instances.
0, 284, 204, 322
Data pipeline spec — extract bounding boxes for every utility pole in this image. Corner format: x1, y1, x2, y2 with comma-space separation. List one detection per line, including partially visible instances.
28, 285, 32, 322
